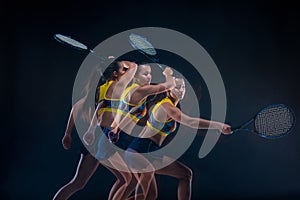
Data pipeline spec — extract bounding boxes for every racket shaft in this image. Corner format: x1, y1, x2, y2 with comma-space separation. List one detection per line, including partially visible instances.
54, 34, 108, 61
232, 118, 254, 132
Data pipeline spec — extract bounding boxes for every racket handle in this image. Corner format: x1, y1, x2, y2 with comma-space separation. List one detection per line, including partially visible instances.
231, 126, 240, 132
231, 127, 240, 133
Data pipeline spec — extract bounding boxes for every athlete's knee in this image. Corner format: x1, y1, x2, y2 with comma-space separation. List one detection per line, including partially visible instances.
186, 168, 193, 182
120, 172, 135, 187
180, 167, 193, 182
114, 178, 123, 187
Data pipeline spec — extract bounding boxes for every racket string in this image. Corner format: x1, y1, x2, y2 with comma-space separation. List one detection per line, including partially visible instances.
255, 106, 294, 137
129, 34, 157, 56
55, 34, 87, 50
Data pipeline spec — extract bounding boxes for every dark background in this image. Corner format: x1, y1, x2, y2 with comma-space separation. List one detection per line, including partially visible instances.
1, 0, 299, 199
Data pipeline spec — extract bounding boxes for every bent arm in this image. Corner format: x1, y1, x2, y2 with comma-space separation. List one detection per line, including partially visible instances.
134, 79, 175, 102
112, 62, 138, 98
87, 101, 103, 132
110, 105, 141, 134
110, 62, 138, 128
82, 101, 104, 145
130, 67, 175, 102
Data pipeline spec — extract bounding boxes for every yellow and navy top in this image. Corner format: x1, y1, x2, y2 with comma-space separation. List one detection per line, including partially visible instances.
146, 97, 177, 136
119, 83, 147, 122
97, 80, 123, 116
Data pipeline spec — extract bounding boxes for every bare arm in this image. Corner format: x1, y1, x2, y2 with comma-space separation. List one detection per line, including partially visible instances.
62, 100, 83, 150
163, 103, 231, 134
133, 67, 175, 102
109, 62, 138, 133
110, 67, 175, 136
61, 108, 74, 150
65, 108, 75, 136
110, 104, 141, 135
82, 101, 104, 145
134, 84, 169, 100
112, 62, 138, 98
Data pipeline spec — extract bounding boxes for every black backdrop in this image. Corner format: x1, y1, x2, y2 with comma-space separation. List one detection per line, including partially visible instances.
1, 0, 300, 199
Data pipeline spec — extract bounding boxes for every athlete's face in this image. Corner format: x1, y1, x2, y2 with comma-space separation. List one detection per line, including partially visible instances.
134, 65, 152, 86
170, 78, 185, 100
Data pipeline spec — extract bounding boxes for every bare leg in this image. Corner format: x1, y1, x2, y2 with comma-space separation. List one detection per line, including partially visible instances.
124, 148, 157, 200
147, 176, 158, 200
127, 176, 157, 200
117, 173, 138, 200
155, 160, 192, 200
126, 180, 143, 200
106, 166, 135, 200
136, 172, 157, 200
53, 153, 99, 200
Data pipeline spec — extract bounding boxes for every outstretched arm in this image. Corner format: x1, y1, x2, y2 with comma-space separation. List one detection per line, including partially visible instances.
163, 103, 232, 134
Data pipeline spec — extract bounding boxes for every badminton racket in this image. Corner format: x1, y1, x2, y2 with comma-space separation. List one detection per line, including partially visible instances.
128, 33, 164, 70
54, 33, 110, 61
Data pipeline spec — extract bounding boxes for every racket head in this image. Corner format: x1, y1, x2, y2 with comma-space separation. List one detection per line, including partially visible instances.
54, 34, 89, 51
254, 104, 296, 139
129, 33, 158, 59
